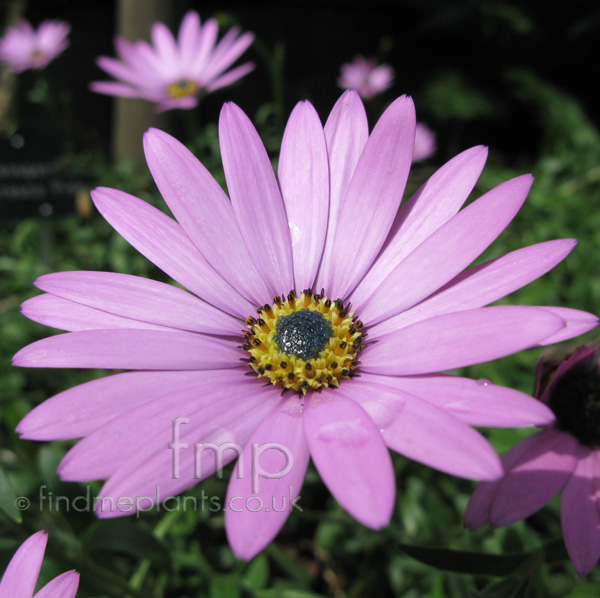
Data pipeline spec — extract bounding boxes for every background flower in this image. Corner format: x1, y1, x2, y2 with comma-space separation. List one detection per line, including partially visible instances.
0, 530, 79, 597
337, 55, 394, 99
90, 10, 254, 112
413, 122, 436, 162
0, 19, 70, 73
466, 344, 600, 575
13, 92, 597, 560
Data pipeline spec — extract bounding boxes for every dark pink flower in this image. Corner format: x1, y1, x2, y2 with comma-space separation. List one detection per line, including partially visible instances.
91, 11, 254, 112
0, 531, 79, 597
14, 92, 597, 560
0, 19, 69, 73
337, 56, 394, 99
466, 344, 600, 575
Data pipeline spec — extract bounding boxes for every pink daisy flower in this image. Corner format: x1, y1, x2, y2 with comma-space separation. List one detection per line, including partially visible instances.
90, 10, 254, 112
14, 91, 597, 560
0, 530, 79, 597
337, 56, 394, 99
0, 19, 70, 73
413, 122, 437, 162
466, 344, 600, 575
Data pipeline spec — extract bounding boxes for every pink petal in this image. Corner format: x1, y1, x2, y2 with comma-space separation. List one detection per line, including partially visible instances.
94, 382, 282, 518
278, 101, 329, 291
13, 329, 242, 370
536, 306, 599, 345
361, 306, 565, 375
360, 372, 555, 427
0, 530, 47, 598
225, 398, 310, 560
327, 96, 416, 299
17, 370, 224, 441
143, 129, 271, 305
369, 239, 577, 337
58, 370, 252, 481
92, 187, 255, 318
150, 22, 179, 73
189, 18, 219, 75
315, 91, 368, 291
177, 11, 201, 70
350, 145, 488, 308
561, 448, 600, 575
489, 428, 580, 527
303, 391, 395, 529
219, 103, 294, 294
34, 571, 80, 598
382, 394, 502, 480
21, 294, 170, 332
35, 271, 242, 336
359, 175, 533, 325
206, 61, 255, 92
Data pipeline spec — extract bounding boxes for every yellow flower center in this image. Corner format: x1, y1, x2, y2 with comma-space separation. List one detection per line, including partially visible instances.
243, 290, 365, 395
167, 79, 199, 98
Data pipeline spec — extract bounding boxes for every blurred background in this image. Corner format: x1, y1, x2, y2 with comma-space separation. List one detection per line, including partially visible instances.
1, 0, 600, 596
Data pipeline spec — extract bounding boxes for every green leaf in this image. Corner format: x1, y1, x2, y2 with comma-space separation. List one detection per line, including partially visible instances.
81, 520, 171, 567
0, 465, 22, 523
211, 574, 241, 598
244, 553, 270, 590
398, 543, 529, 576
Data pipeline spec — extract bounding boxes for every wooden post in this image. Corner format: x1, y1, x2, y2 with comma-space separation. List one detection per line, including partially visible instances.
112, 0, 174, 163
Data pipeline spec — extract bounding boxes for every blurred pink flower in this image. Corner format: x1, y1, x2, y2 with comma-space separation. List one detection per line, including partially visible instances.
14, 91, 597, 561
0, 531, 79, 597
337, 56, 394, 99
413, 122, 436, 162
0, 19, 69, 73
91, 10, 254, 112
466, 344, 600, 575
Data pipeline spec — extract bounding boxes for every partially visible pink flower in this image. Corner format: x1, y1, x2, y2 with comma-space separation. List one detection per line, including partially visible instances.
13, 92, 598, 561
466, 344, 600, 575
0, 530, 79, 597
0, 19, 70, 73
413, 122, 436, 162
91, 10, 254, 112
337, 56, 394, 99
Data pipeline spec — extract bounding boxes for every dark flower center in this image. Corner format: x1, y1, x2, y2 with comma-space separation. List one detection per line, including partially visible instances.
548, 361, 600, 447
273, 308, 333, 360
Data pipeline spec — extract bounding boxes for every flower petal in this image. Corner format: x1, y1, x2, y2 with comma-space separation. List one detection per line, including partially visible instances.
34, 271, 242, 336
17, 371, 225, 440
361, 306, 565, 375
316, 91, 368, 291
350, 145, 488, 307
382, 394, 502, 480
143, 129, 271, 305
536, 306, 599, 345
489, 428, 579, 527
21, 294, 170, 332
303, 391, 395, 529
225, 398, 310, 560
219, 102, 294, 294
94, 382, 282, 518
369, 239, 577, 337
0, 530, 47, 598
91, 187, 254, 318
13, 329, 242, 370
360, 372, 555, 427
34, 571, 80, 598
561, 448, 600, 575
359, 175, 533, 325
327, 96, 416, 299
278, 101, 329, 290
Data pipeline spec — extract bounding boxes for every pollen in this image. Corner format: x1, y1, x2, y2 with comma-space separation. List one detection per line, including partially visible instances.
167, 78, 199, 98
243, 290, 365, 395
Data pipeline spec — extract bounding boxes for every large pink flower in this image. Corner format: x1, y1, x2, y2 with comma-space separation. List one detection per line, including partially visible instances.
0, 531, 79, 598
14, 92, 597, 560
337, 55, 394, 99
0, 19, 69, 73
90, 10, 254, 112
466, 344, 600, 575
